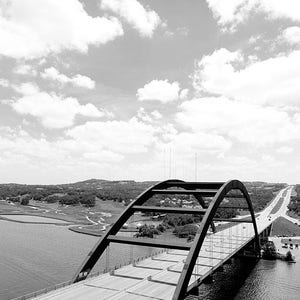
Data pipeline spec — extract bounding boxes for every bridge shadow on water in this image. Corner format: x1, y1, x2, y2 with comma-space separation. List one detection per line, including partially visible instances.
187, 257, 258, 300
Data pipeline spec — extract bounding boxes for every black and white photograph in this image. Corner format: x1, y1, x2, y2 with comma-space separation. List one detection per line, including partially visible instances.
0, 1, 300, 299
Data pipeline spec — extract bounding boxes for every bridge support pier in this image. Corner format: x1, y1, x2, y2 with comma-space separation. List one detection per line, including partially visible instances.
189, 287, 199, 296
202, 275, 213, 284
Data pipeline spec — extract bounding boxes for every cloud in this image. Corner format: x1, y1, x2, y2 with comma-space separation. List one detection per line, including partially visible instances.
177, 97, 300, 146
137, 108, 163, 123
10, 83, 103, 128
281, 26, 300, 45
206, 0, 300, 30
193, 48, 300, 107
13, 82, 40, 95
277, 146, 293, 154
137, 107, 153, 122
0, 0, 123, 59
0, 79, 9, 87
137, 80, 188, 103
101, 0, 161, 37
151, 110, 162, 119
41, 67, 95, 89
66, 117, 156, 154
13, 64, 37, 76
0, 127, 124, 183
161, 131, 232, 156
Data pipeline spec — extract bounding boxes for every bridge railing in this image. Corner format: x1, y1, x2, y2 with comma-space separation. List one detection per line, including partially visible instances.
11, 248, 167, 300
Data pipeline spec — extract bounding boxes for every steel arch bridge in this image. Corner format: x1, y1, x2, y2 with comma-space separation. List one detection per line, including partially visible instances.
73, 179, 260, 300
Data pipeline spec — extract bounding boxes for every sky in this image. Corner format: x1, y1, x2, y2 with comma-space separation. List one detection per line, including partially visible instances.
1, 0, 300, 184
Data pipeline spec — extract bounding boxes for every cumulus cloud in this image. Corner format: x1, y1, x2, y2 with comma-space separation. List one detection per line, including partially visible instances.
0, 126, 125, 183
101, 0, 161, 37
0, 79, 9, 87
0, 0, 123, 59
66, 117, 156, 154
193, 48, 300, 107
41, 67, 95, 89
277, 146, 293, 154
137, 108, 163, 123
151, 110, 162, 119
281, 26, 300, 45
206, 0, 300, 30
137, 80, 188, 103
161, 131, 232, 156
10, 83, 103, 128
13, 64, 37, 76
177, 97, 300, 146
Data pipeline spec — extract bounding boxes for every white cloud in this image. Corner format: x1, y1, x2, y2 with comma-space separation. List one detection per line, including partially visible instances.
0, 126, 125, 183
0, 79, 9, 87
13, 82, 39, 95
161, 131, 232, 156
72, 74, 95, 90
206, 0, 300, 30
0, 0, 123, 59
177, 97, 300, 146
41, 67, 95, 89
277, 146, 293, 154
281, 26, 300, 45
193, 48, 300, 107
101, 0, 161, 37
137, 80, 188, 103
13, 64, 37, 76
66, 117, 156, 154
137, 108, 163, 122
10, 84, 103, 128
151, 110, 162, 119
137, 107, 152, 122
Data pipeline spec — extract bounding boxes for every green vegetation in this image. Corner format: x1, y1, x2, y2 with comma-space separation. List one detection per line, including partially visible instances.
0, 179, 154, 208
0, 179, 287, 238
288, 185, 300, 217
262, 241, 277, 260
173, 223, 199, 239
270, 197, 284, 214
245, 182, 286, 211
271, 217, 300, 236
135, 224, 161, 238
0, 180, 285, 212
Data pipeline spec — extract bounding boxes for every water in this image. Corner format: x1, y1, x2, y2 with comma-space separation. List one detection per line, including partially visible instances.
0, 219, 159, 300
189, 257, 300, 300
1, 219, 300, 300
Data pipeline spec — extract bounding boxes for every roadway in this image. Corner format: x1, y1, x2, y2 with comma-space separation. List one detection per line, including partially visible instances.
34, 186, 293, 300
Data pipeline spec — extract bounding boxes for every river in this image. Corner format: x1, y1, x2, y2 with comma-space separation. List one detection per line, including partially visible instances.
0, 217, 159, 300
0, 217, 300, 300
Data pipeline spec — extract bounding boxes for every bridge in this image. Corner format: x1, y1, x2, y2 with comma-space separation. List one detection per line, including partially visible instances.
32, 180, 292, 300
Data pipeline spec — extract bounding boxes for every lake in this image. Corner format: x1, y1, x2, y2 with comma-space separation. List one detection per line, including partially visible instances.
0, 218, 158, 300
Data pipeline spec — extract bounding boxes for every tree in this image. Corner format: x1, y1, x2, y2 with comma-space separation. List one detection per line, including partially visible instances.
79, 193, 95, 207
20, 195, 31, 205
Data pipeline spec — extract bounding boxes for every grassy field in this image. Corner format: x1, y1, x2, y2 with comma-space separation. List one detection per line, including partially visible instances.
0, 198, 125, 227
271, 216, 300, 236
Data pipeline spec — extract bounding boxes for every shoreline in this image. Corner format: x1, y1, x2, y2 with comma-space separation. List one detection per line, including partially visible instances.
0, 213, 78, 226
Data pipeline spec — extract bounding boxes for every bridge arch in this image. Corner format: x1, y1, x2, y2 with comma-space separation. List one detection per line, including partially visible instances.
73, 179, 187, 282
73, 179, 260, 300
172, 179, 260, 300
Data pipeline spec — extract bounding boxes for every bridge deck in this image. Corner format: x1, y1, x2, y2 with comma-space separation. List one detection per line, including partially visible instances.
34, 223, 259, 300
33, 186, 290, 300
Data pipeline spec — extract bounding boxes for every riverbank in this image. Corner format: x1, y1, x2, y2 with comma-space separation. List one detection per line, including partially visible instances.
0, 198, 126, 235
269, 236, 300, 258
0, 213, 75, 225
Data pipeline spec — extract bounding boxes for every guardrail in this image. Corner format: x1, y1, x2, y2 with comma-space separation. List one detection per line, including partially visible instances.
12, 248, 167, 300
